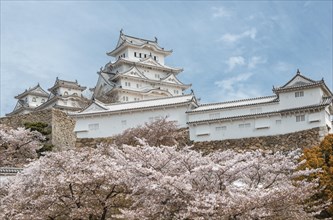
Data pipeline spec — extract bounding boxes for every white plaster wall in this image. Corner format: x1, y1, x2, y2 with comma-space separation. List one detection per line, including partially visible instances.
120, 47, 165, 65
188, 102, 279, 122
189, 110, 328, 142
74, 105, 190, 138
278, 87, 321, 110
58, 87, 82, 97
25, 95, 47, 107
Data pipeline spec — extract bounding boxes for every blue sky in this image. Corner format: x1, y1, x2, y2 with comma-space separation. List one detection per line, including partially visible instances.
1, 1, 332, 116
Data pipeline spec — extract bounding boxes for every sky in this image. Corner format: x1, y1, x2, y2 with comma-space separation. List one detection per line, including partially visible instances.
1, 1, 332, 116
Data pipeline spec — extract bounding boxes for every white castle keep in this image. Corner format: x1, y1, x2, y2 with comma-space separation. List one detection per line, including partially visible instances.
7, 31, 333, 142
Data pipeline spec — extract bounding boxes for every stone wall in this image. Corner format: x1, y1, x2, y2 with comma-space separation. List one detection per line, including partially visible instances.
0, 109, 76, 150
75, 137, 114, 148
192, 127, 326, 154
52, 110, 77, 150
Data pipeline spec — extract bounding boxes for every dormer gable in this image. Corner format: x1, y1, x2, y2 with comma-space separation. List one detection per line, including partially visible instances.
80, 100, 108, 113
121, 66, 148, 79
139, 56, 164, 68
273, 69, 332, 96
161, 74, 184, 85
281, 69, 316, 88
15, 84, 49, 99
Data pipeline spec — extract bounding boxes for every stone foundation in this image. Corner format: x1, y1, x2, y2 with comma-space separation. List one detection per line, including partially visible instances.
0, 109, 76, 150
192, 127, 325, 154
75, 137, 114, 148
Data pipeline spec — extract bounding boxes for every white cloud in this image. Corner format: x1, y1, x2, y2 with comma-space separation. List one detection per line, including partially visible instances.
214, 73, 261, 101
248, 56, 267, 69
219, 28, 257, 43
212, 6, 232, 18
274, 61, 294, 72
226, 56, 245, 71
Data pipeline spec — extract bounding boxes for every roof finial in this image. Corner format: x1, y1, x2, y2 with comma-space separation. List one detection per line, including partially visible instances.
120, 28, 123, 35
297, 69, 300, 75
154, 36, 158, 43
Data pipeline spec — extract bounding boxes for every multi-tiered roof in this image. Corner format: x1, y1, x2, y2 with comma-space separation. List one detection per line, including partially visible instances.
93, 31, 191, 103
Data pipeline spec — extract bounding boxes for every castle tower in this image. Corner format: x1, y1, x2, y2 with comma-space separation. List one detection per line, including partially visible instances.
93, 30, 191, 103
6, 84, 49, 116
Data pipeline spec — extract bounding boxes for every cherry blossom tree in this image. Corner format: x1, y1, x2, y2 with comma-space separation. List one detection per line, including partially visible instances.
113, 118, 190, 147
0, 125, 44, 167
1, 141, 320, 220
1, 147, 132, 220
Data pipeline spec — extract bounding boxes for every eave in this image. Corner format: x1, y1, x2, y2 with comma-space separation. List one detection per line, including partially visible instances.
107, 40, 172, 57
187, 96, 279, 114
109, 58, 183, 74
113, 74, 191, 90
188, 103, 330, 125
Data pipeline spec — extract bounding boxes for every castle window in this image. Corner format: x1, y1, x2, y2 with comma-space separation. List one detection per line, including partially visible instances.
154, 56, 157, 61
276, 120, 282, 125
144, 54, 147, 58
134, 52, 137, 57
121, 120, 127, 126
239, 123, 251, 128
215, 126, 227, 131
88, 123, 99, 131
295, 91, 304, 97
73, 93, 78, 96
296, 115, 305, 122
32, 97, 36, 102
41, 99, 45, 103
64, 91, 68, 96
139, 53, 142, 58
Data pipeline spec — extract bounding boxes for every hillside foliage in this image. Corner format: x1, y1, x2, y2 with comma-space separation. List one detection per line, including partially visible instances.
299, 134, 333, 218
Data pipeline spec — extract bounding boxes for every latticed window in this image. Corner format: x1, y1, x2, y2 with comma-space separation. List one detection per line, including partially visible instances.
296, 115, 305, 122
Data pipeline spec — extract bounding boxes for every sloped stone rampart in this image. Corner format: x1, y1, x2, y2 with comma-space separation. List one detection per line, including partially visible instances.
75, 137, 114, 148
192, 127, 326, 154
0, 109, 76, 150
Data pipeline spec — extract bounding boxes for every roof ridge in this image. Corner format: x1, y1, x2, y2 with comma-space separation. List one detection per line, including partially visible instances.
199, 95, 277, 107
104, 94, 193, 107
123, 33, 157, 44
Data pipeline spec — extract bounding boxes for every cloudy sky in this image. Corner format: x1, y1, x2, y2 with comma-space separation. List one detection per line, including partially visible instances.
1, 1, 332, 116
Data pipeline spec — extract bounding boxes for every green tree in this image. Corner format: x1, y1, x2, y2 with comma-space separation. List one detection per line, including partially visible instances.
23, 122, 53, 156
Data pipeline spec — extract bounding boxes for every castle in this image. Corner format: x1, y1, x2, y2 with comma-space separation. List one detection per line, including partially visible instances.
7, 78, 89, 116
6, 31, 333, 142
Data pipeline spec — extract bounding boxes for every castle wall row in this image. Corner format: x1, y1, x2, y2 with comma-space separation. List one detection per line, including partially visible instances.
76, 126, 327, 153
0, 110, 328, 153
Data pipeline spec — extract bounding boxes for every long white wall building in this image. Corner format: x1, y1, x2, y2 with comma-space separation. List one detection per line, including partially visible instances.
72, 94, 197, 138
187, 70, 333, 142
